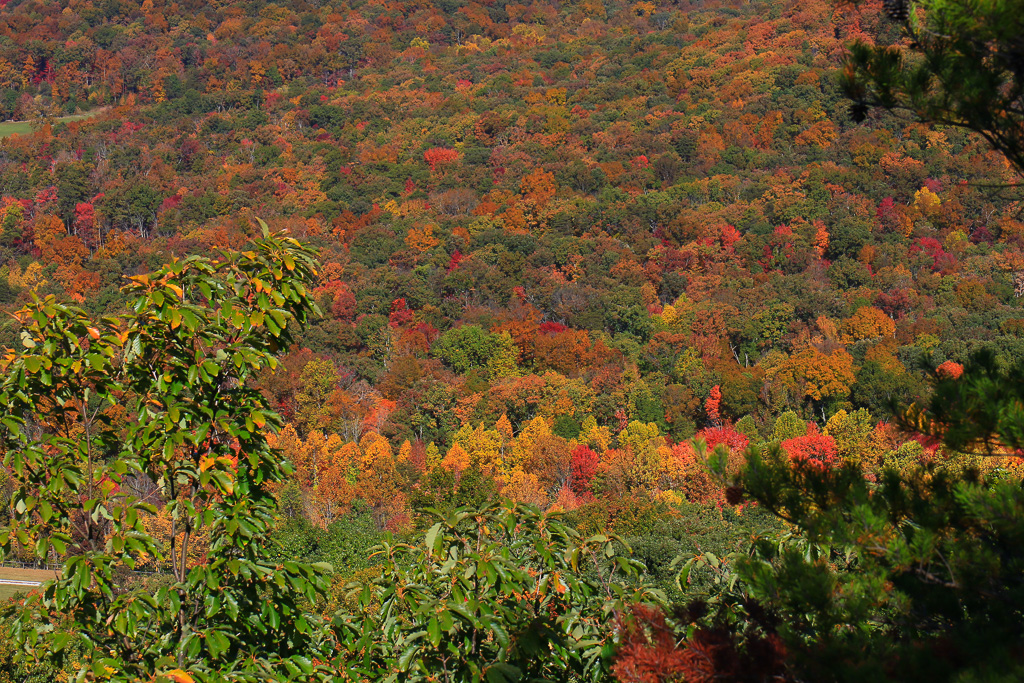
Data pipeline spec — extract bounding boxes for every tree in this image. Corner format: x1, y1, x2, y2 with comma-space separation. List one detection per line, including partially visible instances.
423, 147, 460, 172
0, 224, 334, 681
570, 445, 600, 494
102, 181, 163, 237
771, 411, 808, 442
0, 199, 26, 250
519, 168, 557, 207
615, 420, 666, 490
823, 408, 875, 464
56, 163, 92, 228
333, 502, 653, 682
441, 442, 471, 473
841, 306, 895, 343
704, 385, 722, 426
405, 223, 440, 252
662, 440, 724, 505
525, 434, 572, 492
842, 0, 1024, 177
358, 432, 404, 526
907, 349, 1024, 455
779, 347, 857, 405
669, 353, 1024, 682
780, 428, 839, 470
718, 433, 1024, 681
295, 358, 340, 436
433, 326, 519, 379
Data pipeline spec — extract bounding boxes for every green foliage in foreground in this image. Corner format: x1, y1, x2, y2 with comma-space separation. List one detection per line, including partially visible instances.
915, 349, 1024, 455
333, 502, 657, 683
734, 446, 1024, 681
0, 224, 335, 682
675, 352, 1024, 682
844, 0, 1024, 176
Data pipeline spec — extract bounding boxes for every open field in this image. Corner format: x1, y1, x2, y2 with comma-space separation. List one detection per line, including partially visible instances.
0, 120, 33, 137
0, 584, 33, 601
0, 568, 57, 602
0, 108, 105, 139
0, 566, 60, 583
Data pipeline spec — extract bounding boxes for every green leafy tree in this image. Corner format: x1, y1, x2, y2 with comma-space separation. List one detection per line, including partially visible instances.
56, 162, 93, 227
908, 349, 1024, 454
674, 351, 1024, 681
0, 224, 334, 682
843, 0, 1024, 177
721, 437, 1024, 681
770, 410, 806, 442
433, 325, 520, 379
334, 502, 654, 682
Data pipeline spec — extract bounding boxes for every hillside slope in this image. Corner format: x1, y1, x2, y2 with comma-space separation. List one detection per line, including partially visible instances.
0, 0, 1020, 506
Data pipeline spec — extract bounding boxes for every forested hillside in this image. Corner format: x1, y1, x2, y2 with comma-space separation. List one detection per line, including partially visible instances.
1, 0, 1023, 680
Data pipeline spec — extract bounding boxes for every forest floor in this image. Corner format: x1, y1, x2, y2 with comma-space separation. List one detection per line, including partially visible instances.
0, 108, 106, 138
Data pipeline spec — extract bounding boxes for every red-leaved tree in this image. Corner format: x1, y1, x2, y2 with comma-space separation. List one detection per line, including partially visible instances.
570, 444, 599, 494
781, 427, 838, 470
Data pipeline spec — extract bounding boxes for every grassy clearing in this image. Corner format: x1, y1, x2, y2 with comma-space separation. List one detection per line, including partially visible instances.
0, 584, 32, 602
0, 108, 105, 139
0, 121, 33, 138
0, 567, 59, 583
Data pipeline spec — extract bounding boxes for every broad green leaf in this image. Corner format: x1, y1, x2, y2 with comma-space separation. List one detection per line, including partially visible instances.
207, 630, 229, 658
485, 663, 522, 683
425, 522, 442, 556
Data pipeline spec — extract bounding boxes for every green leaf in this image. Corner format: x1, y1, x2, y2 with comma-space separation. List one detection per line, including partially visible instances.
425, 522, 442, 557
398, 643, 420, 671
51, 632, 72, 652
291, 656, 314, 675
191, 423, 211, 446
207, 630, 229, 658
266, 604, 281, 630
485, 663, 522, 683
223, 592, 239, 621
0, 416, 21, 436
427, 616, 441, 647
486, 617, 510, 650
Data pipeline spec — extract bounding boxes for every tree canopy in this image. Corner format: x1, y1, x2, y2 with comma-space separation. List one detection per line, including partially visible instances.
0, 224, 335, 682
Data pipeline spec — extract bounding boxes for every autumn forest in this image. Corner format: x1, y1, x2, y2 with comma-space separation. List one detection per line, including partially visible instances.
0, 0, 1023, 680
